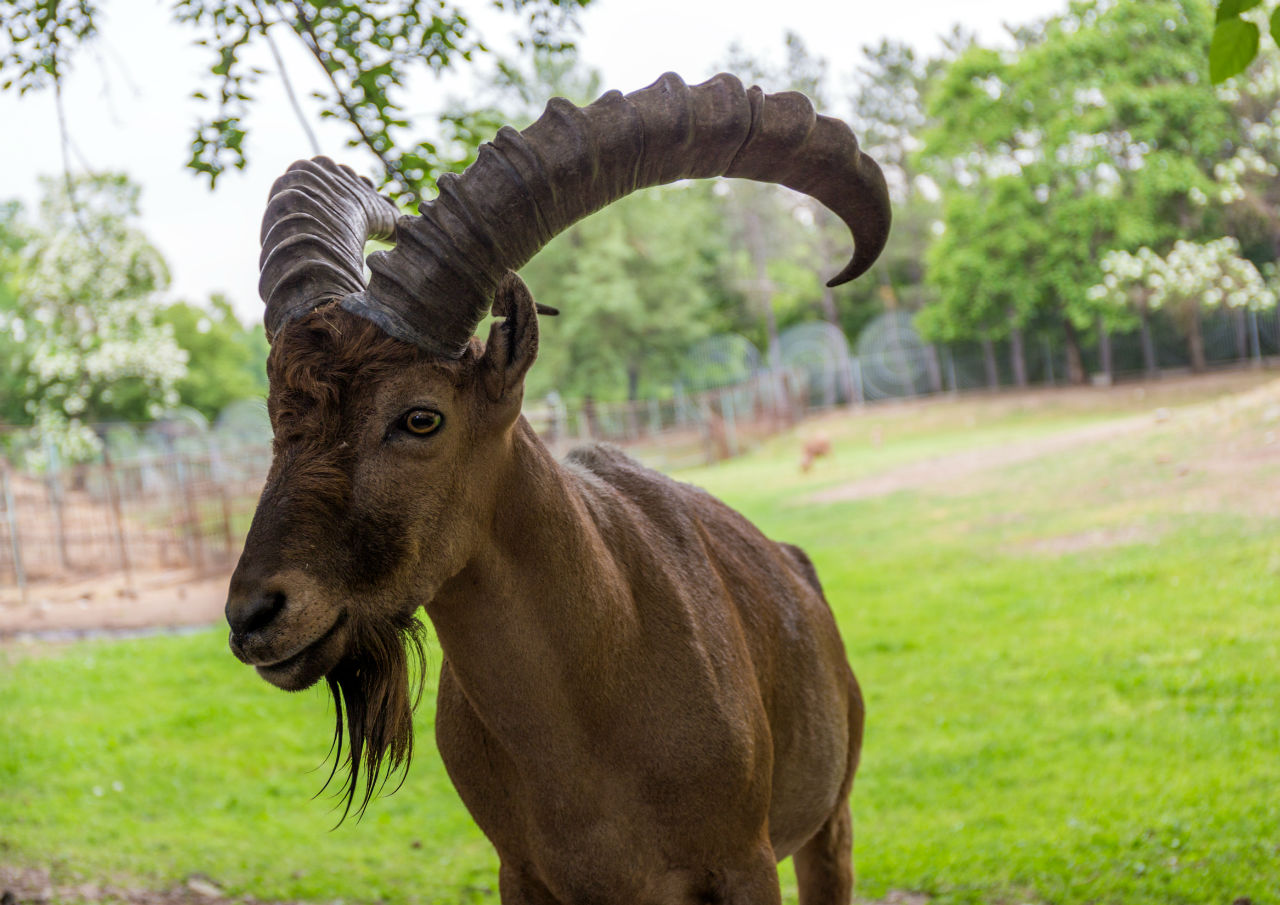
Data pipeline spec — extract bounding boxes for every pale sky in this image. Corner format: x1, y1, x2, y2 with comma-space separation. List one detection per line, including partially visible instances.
0, 0, 1067, 323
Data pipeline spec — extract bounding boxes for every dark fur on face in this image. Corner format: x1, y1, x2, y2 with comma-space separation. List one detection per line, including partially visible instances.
267, 307, 449, 821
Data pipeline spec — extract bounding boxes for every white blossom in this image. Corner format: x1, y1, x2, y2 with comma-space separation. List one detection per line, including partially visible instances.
1089, 237, 1276, 317
13, 175, 188, 462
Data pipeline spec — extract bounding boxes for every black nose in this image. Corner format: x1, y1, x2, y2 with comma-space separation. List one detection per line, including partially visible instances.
226, 589, 286, 637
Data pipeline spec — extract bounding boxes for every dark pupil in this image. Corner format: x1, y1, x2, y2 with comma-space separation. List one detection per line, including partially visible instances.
409, 411, 437, 432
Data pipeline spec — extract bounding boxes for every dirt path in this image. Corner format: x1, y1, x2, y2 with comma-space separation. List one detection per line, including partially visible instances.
0, 866, 930, 905
0, 569, 229, 640
809, 412, 1158, 504
0, 867, 303, 905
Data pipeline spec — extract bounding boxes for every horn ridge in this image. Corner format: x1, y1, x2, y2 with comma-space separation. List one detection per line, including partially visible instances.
258, 156, 401, 340
260, 74, 891, 353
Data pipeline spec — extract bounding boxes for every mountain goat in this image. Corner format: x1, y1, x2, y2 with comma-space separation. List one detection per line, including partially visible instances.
225, 72, 890, 903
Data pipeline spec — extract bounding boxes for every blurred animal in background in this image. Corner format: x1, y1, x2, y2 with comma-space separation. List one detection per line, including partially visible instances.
801, 432, 832, 472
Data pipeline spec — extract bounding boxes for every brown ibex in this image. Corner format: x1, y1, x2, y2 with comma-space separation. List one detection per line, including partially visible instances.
226, 73, 890, 903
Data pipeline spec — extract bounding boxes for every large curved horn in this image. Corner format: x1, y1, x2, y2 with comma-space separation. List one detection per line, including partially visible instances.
259, 157, 399, 340
359, 72, 890, 356
260, 73, 891, 356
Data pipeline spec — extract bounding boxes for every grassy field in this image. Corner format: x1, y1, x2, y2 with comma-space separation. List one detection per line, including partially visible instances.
3, 372, 1279, 904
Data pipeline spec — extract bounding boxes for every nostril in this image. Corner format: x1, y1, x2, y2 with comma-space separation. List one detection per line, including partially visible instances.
227, 590, 287, 637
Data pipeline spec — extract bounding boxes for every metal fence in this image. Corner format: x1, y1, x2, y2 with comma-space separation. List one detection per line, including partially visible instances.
0, 403, 273, 595
3, 303, 1277, 592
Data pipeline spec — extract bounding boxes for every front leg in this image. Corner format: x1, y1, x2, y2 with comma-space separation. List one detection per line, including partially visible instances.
499, 862, 561, 905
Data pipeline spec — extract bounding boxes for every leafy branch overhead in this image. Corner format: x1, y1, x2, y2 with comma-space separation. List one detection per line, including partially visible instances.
0, 0, 592, 206
1210, 0, 1280, 81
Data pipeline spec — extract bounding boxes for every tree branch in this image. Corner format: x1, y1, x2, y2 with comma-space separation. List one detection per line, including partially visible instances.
252, 1, 321, 157
289, 1, 417, 206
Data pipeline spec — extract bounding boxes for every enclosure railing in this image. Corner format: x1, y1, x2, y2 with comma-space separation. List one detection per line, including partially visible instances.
3, 303, 1277, 592
0, 440, 269, 596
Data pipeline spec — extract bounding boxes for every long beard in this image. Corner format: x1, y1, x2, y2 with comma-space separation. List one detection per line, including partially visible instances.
322, 611, 427, 822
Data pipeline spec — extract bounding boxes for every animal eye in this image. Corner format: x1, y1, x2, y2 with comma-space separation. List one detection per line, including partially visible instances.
401, 409, 443, 436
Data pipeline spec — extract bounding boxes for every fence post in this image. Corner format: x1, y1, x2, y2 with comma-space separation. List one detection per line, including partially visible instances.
177, 454, 206, 575
44, 439, 70, 572
721, 390, 739, 459
100, 449, 134, 593
1140, 310, 1158, 376
1, 464, 27, 603
220, 485, 236, 563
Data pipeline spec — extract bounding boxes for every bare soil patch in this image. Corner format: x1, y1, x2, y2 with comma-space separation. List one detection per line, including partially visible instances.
0, 867, 302, 905
811, 373, 1280, 513
0, 866, 930, 905
810, 414, 1155, 504
0, 568, 229, 640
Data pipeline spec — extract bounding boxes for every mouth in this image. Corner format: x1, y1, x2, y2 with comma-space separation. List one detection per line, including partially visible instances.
250, 613, 349, 691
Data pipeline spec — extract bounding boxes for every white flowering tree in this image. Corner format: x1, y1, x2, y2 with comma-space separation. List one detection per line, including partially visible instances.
9, 174, 187, 463
920, 0, 1234, 385
1088, 237, 1276, 372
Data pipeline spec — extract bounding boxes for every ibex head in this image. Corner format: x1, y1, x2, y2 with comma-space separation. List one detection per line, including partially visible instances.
225, 72, 891, 816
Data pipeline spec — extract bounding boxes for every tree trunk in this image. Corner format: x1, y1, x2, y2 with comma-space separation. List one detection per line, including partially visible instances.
1139, 308, 1158, 376
741, 203, 781, 368
1097, 316, 1113, 385
1062, 317, 1086, 385
981, 332, 999, 390
1187, 307, 1207, 373
814, 202, 843, 328
925, 344, 943, 394
1009, 325, 1028, 388
740, 201, 789, 422
819, 283, 839, 328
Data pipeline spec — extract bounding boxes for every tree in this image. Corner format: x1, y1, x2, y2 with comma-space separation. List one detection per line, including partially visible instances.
522, 183, 734, 402
842, 38, 951, 386
455, 49, 740, 404
161, 295, 269, 420
0, 201, 28, 425
11, 174, 186, 461
920, 0, 1237, 384
1209, 0, 1278, 82
0, 0, 594, 204
1088, 237, 1276, 371
718, 34, 847, 359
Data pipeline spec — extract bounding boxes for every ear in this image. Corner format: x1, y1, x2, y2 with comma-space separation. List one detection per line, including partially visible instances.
481, 272, 540, 402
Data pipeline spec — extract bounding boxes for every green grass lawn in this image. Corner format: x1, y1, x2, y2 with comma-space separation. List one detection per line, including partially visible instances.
3, 373, 1279, 904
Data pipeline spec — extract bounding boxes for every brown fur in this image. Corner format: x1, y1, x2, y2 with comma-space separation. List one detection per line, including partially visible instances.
227, 276, 864, 902
264, 309, 438, 818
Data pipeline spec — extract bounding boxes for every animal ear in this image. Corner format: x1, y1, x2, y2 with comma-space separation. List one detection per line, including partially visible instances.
481, 272, 541, 401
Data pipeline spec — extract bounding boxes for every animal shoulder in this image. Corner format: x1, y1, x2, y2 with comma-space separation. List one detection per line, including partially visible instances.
564, 443, 716, 512
561, 442, 769, 548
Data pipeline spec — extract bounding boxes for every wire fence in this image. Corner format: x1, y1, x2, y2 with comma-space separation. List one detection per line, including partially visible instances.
3, 303, 1277, 593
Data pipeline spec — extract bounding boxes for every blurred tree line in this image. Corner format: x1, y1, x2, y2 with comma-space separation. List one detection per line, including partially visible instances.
3, 0, 1279, 458
0, 175, 269, 458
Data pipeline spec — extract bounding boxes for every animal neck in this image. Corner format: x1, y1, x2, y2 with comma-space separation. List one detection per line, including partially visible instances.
427, 418, 638, 749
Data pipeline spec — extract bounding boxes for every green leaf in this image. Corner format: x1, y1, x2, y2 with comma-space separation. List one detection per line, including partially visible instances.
1216, 0, 1264, 22
1210, 18, 1260, 83
1271, 6, 1280, 47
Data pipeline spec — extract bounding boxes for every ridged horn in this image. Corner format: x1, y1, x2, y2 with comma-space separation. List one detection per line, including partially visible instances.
260, 73, 891, 356
259, 156, 399, 340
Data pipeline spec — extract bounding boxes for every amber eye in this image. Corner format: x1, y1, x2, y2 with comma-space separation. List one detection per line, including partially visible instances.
402, 409, 443, 436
